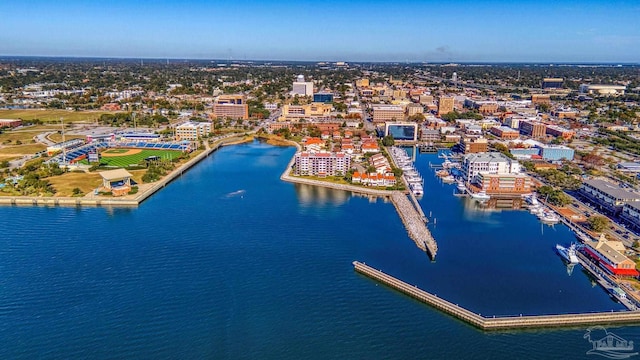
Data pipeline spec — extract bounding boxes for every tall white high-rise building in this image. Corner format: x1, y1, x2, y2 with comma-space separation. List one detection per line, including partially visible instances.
292, 75, 314, 96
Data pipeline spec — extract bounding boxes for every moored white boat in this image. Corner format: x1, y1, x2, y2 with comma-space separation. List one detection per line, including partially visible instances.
410, 183, 424, 196
538, 210, 560, 224
555, 243, 580, 264
470, 191, 490, 201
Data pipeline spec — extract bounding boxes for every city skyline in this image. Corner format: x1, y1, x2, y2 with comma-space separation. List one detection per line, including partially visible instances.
1, 0, 640, 63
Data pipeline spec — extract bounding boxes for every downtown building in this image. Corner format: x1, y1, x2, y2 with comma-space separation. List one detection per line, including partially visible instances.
579, 179, 640, 216
371, 105, 405, 124
292, 75, 314, 96
213, 94, 249, 120
519, 120, 547, 138
294, 151, 351, 177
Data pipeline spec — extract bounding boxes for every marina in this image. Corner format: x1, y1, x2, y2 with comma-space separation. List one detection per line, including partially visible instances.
389, 146, 425, 198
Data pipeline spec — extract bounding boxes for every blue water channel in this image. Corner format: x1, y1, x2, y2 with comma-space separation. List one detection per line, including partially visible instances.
0, 140, 637, 359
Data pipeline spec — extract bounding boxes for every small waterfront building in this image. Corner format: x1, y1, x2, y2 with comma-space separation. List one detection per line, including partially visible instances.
579, 179, 640, 215
475, 173, 533, 195
459, 137, 488, 154
421, 129, 441, 142
583, 235, 639, 277
99, 168, 133, 196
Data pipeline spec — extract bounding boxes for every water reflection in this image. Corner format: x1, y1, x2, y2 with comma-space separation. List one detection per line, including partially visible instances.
294, 183, 349, 207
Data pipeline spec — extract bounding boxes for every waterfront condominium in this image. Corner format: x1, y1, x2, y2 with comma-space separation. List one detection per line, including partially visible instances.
294, 151, 351, 177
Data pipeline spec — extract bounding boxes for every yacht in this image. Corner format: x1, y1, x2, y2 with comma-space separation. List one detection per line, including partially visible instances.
442, 175, 455, 183
555, 243, 580, 264
538, 211, 560, 224
456, 180, 466, 192
410, 183, 424, 196
470, 191, 490, 201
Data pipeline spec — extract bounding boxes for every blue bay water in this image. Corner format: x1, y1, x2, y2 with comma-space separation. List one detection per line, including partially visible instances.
0, 140, 638, 359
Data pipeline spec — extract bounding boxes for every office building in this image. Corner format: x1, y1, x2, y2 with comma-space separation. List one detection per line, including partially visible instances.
213, 94, 249, 120
545, 125, 575, 140
459, 137, 488, 154
438, 96, 455, 116
372, 105, 404, 123
536, 144, 575, 161
292, 75, 314, 96
519, 120, 547, 138
175, 121, 212, 141
313, 93, 334, 103
490, 126, 520, 140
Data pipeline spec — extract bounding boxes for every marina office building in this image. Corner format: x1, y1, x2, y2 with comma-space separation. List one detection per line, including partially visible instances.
461, 152, 531, 194
461, 152, 521, 182
583, 236, 639, 277
579, 179, 640, 216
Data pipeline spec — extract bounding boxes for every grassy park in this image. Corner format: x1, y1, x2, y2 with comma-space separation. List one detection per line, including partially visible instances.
0, 109, 122, 123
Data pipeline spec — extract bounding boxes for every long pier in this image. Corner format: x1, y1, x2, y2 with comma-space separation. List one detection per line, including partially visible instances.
389, 192, 437, 259
354, 261, 640, 330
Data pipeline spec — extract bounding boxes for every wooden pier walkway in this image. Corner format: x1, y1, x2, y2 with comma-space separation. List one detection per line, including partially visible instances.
389, 193, 437, 259
354, 261, 640, 330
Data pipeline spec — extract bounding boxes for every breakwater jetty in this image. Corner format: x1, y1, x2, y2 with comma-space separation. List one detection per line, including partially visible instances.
390, 192, 437, 258
354, 261, 640, 330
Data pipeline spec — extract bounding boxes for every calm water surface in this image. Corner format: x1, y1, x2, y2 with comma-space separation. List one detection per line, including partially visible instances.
0, 141, 638, 359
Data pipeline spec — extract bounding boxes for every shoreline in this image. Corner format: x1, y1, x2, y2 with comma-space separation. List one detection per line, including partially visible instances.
279, 145, 437, 258
0, 134, 249, 208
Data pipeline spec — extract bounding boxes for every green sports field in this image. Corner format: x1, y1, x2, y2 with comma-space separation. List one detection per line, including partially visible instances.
88, 149, 183, 167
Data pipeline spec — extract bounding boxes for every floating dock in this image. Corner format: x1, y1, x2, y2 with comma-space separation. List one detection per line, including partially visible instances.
353, 261, 640, 330
389, 193, 437, 259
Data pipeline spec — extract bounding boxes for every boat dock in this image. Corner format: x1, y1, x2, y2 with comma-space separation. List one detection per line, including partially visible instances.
353, 261, 640, 330
389, 192, 437, 259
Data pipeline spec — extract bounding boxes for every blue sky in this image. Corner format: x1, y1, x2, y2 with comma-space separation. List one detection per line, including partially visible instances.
1, 0, 639, 62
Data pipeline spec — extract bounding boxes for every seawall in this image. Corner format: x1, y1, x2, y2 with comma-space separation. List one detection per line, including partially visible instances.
0, 134, 248, 208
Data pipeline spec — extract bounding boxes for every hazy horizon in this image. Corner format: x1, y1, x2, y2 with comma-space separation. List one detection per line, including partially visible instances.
1, 0, 639, 63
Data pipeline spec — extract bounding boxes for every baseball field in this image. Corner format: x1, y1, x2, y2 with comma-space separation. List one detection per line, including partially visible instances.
89, 148, 183, 167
